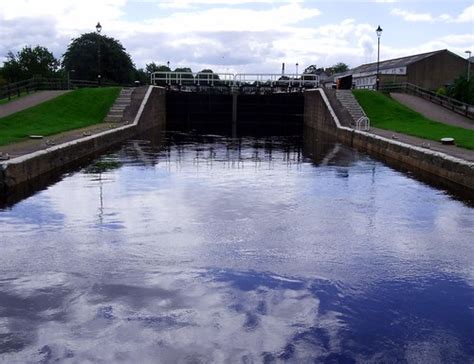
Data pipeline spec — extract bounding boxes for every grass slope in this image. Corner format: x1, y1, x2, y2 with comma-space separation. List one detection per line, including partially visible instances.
0, 87, 120, 146
353, 90, 474, 150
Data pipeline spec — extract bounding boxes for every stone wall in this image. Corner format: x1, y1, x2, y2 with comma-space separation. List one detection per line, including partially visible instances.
0, 86, 166, 193
304, 89, 474, 196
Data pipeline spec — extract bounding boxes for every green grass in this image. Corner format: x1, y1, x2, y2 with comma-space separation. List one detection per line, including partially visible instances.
352, 90, 474, 150
0, 87, 120, 146
0, 90, 37, 105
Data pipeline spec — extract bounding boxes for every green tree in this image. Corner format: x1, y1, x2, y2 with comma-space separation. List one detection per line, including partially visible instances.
146, 63, 171, 84
145, 63, 170, 75
330, 62, 349, 74
2, 46, 59, 82
447, 75, 474, 104
134, 68, 148, 85
62, 32, 135, 84
173, 67, 194, 85
197, 69, 219, 84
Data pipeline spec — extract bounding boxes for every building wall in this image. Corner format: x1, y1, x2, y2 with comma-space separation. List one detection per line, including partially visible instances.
408, 51, 468, 90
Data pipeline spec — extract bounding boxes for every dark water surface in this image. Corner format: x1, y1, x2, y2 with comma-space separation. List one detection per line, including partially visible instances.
0, 130, 473, 363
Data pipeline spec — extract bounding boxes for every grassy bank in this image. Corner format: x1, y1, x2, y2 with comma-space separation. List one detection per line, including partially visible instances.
0, 87, 120, 146
353, 90, 474, 150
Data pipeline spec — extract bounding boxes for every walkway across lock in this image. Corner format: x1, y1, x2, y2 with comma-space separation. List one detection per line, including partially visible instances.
150, 72, 320, 93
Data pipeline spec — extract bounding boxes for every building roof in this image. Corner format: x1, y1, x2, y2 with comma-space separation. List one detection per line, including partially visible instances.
352, 49, 446, 74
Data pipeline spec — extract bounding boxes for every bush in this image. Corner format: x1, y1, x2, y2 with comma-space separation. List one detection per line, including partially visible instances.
436, 87, 446, 96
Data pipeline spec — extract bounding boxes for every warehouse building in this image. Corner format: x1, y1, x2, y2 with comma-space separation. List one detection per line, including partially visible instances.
336, 49, 471, 91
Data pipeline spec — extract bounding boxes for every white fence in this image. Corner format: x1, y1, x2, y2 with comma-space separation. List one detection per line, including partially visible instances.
150, 72, 319, 88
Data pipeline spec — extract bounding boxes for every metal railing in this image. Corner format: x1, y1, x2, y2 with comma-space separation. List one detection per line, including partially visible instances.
355, 116, 370, 131
150, 72, 320, 89
380, 82, 474, 119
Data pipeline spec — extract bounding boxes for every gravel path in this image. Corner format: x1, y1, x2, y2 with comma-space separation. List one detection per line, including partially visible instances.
390, 92, 474, 130
0, 90, 70, 118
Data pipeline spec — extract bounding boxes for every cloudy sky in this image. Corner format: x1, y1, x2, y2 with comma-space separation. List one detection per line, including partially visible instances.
0, 0, 473, 73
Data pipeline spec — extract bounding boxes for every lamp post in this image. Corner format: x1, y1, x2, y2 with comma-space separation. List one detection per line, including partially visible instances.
296, 63, 299, 78
466, 50, 472, 80
96, 22, 102, 86
376, 25, 383, 90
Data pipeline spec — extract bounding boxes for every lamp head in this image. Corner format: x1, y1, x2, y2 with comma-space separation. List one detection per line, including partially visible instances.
96, 22, 102, 33
376, 25, 383, 37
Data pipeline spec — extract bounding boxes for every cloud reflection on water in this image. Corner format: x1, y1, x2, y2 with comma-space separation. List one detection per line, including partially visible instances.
0, 269, 472, 363
0, 132, 473, 362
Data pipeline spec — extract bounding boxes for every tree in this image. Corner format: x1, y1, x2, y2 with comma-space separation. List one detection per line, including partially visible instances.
447, 75, 474, 104
173, 67, 194, 84
173, 67, 193, 73
303, 65, 318, 74
62, 32, 135, 84
145, 63, 171, 84
1, 46, 59, 82
145, 62, 170, 75
328, 62, 349, 75
197, 69, 219, 84
134, 68, 148, 85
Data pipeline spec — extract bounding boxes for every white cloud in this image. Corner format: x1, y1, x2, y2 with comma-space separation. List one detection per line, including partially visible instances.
457, 4, 474, 23
0, 0, 472, 73
391, 4, 474, 23
139, 2, 321, 33
156, 0, 294, 9
391, 8, 433, 22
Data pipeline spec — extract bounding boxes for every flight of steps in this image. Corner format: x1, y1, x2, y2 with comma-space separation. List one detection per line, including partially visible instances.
336, 90, 367, 123
104, 87, 133, 123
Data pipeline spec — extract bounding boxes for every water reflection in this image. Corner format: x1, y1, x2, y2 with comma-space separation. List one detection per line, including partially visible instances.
0, 269, 472, 362
0, 131, 473, 362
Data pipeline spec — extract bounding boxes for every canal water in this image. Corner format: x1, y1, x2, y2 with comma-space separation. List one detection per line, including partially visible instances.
0, 129, 473, 363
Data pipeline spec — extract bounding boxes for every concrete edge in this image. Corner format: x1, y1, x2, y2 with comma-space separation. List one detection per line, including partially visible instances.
0, 85, 165, 192
1, 85, 156, 167
306, 88, 474, 169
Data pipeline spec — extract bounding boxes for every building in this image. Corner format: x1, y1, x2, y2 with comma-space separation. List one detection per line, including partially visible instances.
337, 49, 471, 91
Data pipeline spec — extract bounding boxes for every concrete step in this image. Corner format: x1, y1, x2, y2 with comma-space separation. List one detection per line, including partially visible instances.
105, 116, 123, 122
335, 90, 368, 124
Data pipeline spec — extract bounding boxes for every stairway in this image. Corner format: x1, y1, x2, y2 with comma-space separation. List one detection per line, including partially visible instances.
336, 90, 370, 130
104, 88, 133, 123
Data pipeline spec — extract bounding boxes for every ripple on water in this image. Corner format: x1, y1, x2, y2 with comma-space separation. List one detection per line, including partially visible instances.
0, 132, 473, 362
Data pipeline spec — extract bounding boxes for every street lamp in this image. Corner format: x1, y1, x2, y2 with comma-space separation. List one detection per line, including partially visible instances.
296, 63, 299, 78
465, 50, 472, 80
96, 22, 102, 86
376, 25, 383, 90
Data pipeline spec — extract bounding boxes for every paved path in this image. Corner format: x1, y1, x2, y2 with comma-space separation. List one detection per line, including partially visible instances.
390, 92, 474, 130
0, 90, 70, 118
369, 127, 474, 162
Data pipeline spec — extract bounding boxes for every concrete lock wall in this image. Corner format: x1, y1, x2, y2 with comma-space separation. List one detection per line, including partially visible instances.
304, 89, 474, 196
0, 86, 166, 193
